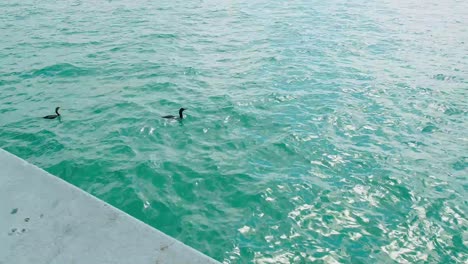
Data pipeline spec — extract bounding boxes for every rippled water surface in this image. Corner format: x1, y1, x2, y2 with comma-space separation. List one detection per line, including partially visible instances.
1, 0, 467, 263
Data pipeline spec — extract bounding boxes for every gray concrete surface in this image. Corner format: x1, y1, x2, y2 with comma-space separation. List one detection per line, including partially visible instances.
0, 149, 220, 264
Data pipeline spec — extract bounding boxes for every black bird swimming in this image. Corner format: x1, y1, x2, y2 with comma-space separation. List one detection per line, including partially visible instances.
162, 108, 186, 120
43, 107, 61, 119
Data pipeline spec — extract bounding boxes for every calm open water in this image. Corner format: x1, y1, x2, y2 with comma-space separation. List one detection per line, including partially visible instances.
1, 0, 467, 263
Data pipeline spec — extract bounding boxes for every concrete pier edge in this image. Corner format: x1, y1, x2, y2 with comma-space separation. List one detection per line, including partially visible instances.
0, 148, 220, 264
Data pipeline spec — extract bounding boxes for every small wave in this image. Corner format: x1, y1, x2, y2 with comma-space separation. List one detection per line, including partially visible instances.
421, 123, 437, 133
183, 66, 201, 76
141, 33, 178, 39
444, 107, 465, 116
432, 73, 463, 82
23, 63, 95, 78
132, 82, 175, 91
451, 158, 467, 171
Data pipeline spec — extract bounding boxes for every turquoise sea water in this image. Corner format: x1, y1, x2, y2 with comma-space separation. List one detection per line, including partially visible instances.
1, 0, 467, 262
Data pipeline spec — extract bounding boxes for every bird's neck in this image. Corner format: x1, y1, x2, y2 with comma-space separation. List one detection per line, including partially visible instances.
179, 111, 183, 119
